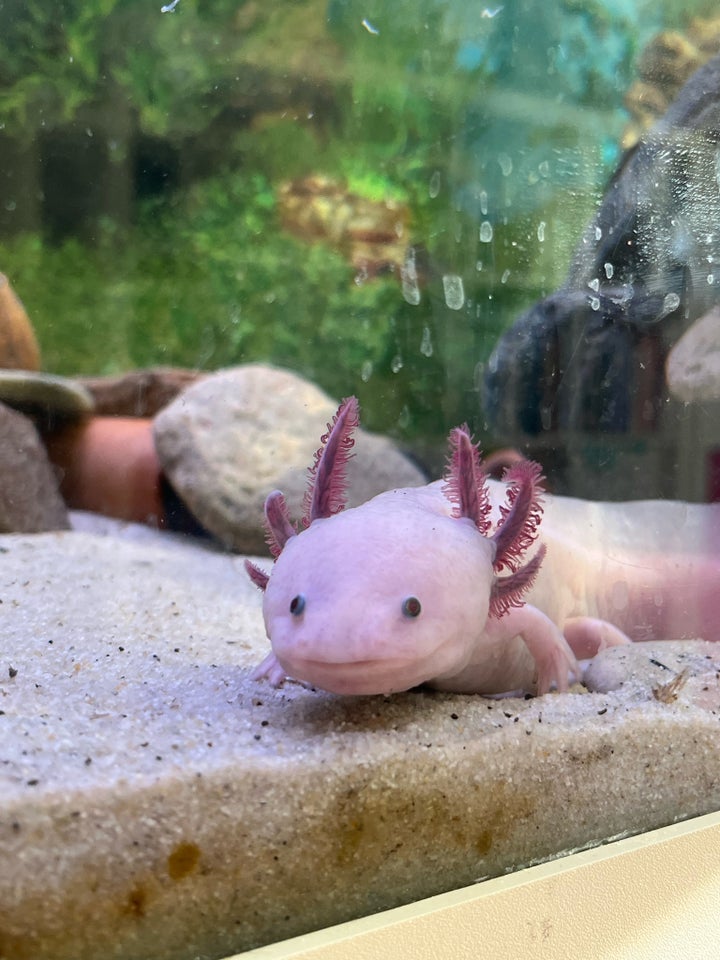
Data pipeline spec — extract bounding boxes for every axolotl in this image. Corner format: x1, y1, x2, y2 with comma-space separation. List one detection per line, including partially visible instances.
245, 397, 720, 696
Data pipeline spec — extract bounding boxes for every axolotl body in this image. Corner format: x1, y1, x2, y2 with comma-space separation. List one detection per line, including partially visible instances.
245, 397, 720, 696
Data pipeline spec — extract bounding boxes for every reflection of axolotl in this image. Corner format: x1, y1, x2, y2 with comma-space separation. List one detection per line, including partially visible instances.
246, 397, 720, 696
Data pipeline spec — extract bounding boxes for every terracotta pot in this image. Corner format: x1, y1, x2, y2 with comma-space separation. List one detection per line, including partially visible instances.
45, 416, 165, 526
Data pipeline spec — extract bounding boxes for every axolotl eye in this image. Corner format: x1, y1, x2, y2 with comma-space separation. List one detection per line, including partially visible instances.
402, 596, 422, 618
289, 594, 306, 616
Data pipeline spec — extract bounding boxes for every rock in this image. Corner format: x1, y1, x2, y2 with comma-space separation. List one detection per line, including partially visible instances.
153, 364, 426, 552
78, 368, 204, 418
0, 369, 94, 427
665, 306, 720, 401
1, 525, 720, 959
0, 273, 41, 371
0, 401, 69, 532
622, 18, 720, 148
278, 175, 410, 280
45, 417, 165, 527
482, 53, 720, 498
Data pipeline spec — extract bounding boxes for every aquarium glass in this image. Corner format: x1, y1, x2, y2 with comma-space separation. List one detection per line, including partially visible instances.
3, 0, 720, 953
1, 0, 719, 498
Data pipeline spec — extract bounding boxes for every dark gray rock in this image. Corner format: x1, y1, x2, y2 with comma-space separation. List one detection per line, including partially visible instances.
482, 53, 720, 497
0, 401, 69, 532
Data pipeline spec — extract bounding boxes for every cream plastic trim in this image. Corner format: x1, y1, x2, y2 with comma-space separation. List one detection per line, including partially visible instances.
237, 809, 720, 960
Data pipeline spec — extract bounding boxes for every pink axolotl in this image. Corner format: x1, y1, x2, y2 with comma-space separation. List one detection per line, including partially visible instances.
245, 397, 720, 696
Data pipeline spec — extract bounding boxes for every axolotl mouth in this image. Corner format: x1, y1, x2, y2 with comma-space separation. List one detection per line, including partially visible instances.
275, 654, 442, 696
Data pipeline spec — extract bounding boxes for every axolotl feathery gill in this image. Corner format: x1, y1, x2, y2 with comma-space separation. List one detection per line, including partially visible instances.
245, 396, 588, 696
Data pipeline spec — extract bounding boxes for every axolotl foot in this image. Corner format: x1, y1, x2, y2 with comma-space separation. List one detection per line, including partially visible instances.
562, 616, 633, 661
251, 653, 319, 690
250, 652, 288, 687
502, 604, 582, 695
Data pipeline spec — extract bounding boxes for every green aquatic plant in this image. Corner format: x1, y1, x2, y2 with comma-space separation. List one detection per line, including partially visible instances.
0, 170, 400, 405
0, 0, 692, 454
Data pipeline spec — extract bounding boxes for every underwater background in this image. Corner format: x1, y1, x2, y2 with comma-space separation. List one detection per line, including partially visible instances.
0, 0, 716, 477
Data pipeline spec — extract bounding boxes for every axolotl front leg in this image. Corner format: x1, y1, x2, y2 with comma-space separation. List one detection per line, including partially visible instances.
428, 603, 580, 696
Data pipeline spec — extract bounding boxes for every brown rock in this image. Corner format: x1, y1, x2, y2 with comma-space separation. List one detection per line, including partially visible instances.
636, 30, 702, 87
78, 368, 204, 418
622, 21, 720, 147
0, 401, 69, 532
45, 417, 164, 526
153, 364, 426, 552
0, 273, 40, 371
278, 175, 410, 279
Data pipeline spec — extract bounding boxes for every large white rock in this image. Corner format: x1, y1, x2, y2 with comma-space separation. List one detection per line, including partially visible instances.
666, 305, 720, 401
153, 364, 426, 552
1, 521, 719, 960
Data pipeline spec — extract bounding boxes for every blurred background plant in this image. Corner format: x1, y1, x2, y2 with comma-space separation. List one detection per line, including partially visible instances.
0, 0, 710, 453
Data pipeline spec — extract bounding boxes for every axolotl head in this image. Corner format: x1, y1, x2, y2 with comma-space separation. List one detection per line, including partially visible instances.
245, 397, 546, 696
260, 491, 496, 694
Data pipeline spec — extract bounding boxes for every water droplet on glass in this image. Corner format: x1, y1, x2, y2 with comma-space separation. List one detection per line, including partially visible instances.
480, 190, 488, 216
589, 296, 600, 311
479, 221, 493, 243
401, 248, 421, 305
662, 292, 680, 315
709, 274, 716, 285
604, 262, 614, 279
390, 354, 403, 374
498, 153, 512, 177
361, 360, 373, 382
429, 171, 441, 199
420, 327, 434, 357
473, 361, 485, 391
595, 226, 602, 241
476, 260, 483, 271
442, 274, 465, 310
537, 221, 546, 242
538, 160, 549, 177
500, 269, 510, 284
588, 277, 599, 292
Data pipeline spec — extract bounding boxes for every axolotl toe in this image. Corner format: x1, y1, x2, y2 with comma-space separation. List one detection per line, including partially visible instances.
245, 396, 579, 696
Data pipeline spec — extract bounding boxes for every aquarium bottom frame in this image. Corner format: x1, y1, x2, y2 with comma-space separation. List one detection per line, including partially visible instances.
237, 808, 720, 960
